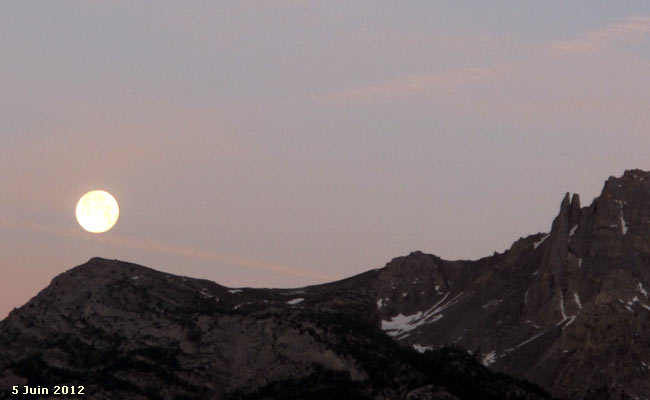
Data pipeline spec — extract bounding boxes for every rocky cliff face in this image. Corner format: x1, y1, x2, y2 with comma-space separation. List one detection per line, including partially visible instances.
2, 169, 650, 399
371, 169, 650, 400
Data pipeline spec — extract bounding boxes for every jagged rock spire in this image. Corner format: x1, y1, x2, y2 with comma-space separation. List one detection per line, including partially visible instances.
550, 192, 582, 238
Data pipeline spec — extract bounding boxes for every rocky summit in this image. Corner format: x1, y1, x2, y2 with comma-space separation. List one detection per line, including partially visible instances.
2, 170, 650, 399
373, 169, 650, 400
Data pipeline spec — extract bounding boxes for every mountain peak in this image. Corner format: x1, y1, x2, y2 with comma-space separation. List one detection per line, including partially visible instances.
4, 170, 650, 399
551, 191, 582, 237
370, 170, 650, 398
618, 168, 650, 181
584, 169, 650, 243
601, 169, 650, 201
543, 169, 650, 245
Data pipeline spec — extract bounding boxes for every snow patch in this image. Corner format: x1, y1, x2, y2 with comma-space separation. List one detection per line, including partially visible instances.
524, 320, 541, 329
574, 293, 582, 309
625, 296, 644, 312
533, 234, 550, 249
377, 298, 388, 309
557, 315, 576, 329
131, 276, 141, 280
286, 298, 304, 305
382, 313, 424, 338
569, 225, 578, 238
281, 290, 306, 295
616, 200, 628, 234
620, 216, 628, 234
381, 292, 464, 338
517, 332, 545, 348
228, 289, 242, 294
638, 282, 648, 298
524, 289, 529, 306
559, 291, 568, 320
199, 288, 212, 298
412, 344, 434, 353
482, 299, 503, 309
557, 291, 576, 329
578, 258, 583, 268
481, 351, 497, 366
626, 296, 645, 312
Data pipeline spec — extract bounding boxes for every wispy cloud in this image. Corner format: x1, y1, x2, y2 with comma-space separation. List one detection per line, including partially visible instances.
99, 234, 332, 281
552, 15, 650, 54
0, 216, 78, 238
0, 217, 330, 282
314, 65, 509, 105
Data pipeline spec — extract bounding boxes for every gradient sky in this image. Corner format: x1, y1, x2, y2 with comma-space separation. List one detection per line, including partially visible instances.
2, 1, 650, 318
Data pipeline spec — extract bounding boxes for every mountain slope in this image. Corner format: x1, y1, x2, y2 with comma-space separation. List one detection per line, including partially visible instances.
368, 169, 650, 400
0, 258, 552, 400
3, 169, 650, 399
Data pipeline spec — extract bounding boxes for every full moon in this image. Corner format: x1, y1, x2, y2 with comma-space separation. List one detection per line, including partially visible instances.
76, 190, 119, 233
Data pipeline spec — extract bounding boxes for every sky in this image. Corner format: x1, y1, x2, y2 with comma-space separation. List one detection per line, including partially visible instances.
2, 1, 650, 318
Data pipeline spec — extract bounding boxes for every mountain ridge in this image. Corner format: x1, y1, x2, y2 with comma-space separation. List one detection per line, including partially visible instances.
373, 169, 650, 399
3, 169, 650, 399
0, 257, 554, 400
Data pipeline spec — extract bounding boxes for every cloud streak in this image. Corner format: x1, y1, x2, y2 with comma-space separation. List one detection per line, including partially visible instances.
552, 15, 650, 54
0, 217, 330, 282
98, 234, 333, 282
314, 65, 509, 105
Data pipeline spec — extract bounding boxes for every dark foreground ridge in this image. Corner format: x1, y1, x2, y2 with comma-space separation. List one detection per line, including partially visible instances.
2, 169, 650, 399
0, 258, 552, 400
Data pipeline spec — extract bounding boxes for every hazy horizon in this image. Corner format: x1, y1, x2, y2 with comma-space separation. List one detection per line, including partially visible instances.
3, 1, 650, 318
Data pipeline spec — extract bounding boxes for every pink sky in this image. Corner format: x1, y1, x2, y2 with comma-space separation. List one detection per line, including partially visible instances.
2, 2, 650, 317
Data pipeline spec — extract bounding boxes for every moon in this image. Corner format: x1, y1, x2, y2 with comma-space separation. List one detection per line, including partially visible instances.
76, 190, 119, 233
